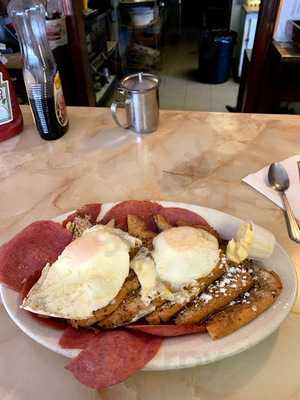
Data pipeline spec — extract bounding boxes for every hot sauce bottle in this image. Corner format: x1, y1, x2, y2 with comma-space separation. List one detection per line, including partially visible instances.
0, 56, 23, 142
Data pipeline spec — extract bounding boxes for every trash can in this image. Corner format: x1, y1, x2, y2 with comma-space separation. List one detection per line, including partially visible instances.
198, 30, 237, 84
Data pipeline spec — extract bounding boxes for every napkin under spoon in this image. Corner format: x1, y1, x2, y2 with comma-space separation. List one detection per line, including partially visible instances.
268, 162, 300, 243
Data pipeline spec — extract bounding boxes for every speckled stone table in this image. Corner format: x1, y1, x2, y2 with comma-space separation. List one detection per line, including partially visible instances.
1, 106, 300, 400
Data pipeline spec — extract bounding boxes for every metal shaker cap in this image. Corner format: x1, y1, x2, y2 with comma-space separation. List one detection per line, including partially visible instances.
121, 72, 159, 93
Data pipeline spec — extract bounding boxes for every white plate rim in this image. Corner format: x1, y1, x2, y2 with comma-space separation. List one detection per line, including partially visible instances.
0, 201, 298, 371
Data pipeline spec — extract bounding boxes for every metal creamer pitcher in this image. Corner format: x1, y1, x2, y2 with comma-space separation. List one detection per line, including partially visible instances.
111, 72, 159, 134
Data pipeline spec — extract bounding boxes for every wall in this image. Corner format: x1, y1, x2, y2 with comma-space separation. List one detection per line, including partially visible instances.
274, 0, 300, 42
230, 0, 244, 33
230, 0, 244, 58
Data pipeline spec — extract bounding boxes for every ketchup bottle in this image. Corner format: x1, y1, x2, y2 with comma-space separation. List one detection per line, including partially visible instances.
0, 59, 23, 142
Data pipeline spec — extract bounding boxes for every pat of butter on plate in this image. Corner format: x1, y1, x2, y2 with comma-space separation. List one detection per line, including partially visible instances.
226, 222, 275, 264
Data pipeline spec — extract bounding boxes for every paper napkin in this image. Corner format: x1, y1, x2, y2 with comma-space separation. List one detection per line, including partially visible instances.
242, 155, 300, 220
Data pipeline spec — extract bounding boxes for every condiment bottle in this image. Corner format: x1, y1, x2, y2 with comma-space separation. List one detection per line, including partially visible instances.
0, 55, 23, 142
8, 0, 69, 141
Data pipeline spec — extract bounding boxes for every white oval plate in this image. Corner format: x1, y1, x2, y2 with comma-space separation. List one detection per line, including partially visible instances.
0, 201, 298, 371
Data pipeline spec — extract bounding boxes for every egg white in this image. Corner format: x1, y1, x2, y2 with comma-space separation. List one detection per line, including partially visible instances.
130, 227, 220, 307
23, 224, 219, 319
22, 225, 140, 320
152, 226, 220, 289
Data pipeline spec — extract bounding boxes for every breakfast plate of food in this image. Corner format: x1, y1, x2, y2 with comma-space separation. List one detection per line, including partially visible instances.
0, 201, 297, 389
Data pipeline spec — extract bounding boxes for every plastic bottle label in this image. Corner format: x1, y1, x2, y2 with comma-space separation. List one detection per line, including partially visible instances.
54, 71, 68, 127
0, 72, 13, 126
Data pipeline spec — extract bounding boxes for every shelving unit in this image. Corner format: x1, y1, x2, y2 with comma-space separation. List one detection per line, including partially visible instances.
83, 8, 112, 19
95, 75, 117, 105
119, 0, 163, 71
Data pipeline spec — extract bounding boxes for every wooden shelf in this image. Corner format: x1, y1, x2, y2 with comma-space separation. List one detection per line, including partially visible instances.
121, 17, 161, 31
89, 41, 118, 66
273, 41, 300, 62
95, 75, 117, 105
83, 8, 112, 20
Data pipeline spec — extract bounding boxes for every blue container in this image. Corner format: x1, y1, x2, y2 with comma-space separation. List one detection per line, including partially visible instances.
198, 30, 237, 84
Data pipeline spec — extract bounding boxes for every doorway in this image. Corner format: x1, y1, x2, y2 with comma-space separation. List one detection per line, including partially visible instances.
159, 0, 239, 111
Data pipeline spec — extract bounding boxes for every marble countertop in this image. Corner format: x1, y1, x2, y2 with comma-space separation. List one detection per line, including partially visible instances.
1, 106, 300, 399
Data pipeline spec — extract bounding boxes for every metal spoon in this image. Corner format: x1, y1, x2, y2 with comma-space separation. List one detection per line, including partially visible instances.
268, 163, 300, 243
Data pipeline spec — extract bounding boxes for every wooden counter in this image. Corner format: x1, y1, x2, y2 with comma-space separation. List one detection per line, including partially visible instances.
1, 106, 300, 400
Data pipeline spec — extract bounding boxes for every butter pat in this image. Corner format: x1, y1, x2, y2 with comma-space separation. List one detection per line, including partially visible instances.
226, 223, 253, 263
226, 222, 275, 264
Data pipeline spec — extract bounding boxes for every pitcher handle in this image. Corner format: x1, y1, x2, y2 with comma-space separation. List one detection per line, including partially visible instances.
111, 97, 131, 129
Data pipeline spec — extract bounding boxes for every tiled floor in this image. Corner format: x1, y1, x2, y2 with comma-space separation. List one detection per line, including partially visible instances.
159, 39, 239, 112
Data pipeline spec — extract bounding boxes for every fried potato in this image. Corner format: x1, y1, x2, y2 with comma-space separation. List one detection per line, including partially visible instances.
127, 215, 157, 249
127, 215, 156, 239
176, 220, 221, 244
66, 216, 93, 239
153, 215, 173, 231
153, 214, 221, 245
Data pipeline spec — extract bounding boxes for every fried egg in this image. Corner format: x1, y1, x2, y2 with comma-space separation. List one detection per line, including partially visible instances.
131, 227, 220, 306
22, 225, 141, 320
152, 226, 220, 289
